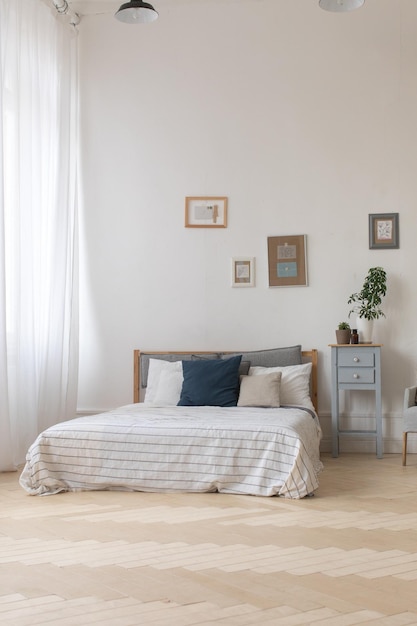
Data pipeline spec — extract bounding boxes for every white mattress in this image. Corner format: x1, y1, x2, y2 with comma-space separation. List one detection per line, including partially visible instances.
20, 404, 323, 498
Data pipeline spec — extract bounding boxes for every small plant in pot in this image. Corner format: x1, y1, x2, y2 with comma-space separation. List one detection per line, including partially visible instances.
335, 322, 351, 345
348, 266, 387, 343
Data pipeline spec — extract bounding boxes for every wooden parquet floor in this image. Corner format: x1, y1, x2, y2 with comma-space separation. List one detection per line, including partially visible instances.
2, 454, 417, 625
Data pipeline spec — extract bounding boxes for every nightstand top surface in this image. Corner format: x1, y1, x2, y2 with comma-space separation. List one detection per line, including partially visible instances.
328, 344, 383, 347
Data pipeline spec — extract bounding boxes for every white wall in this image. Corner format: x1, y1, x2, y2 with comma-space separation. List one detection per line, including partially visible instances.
77, 0, 417, 453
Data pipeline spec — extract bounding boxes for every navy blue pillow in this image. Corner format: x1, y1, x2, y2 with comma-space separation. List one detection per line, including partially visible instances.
178, 355, 242, 407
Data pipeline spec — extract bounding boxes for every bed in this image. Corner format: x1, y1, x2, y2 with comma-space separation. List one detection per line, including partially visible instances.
20, 345, 323, 498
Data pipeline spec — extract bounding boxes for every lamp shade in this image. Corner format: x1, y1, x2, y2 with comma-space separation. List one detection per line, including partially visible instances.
115, 1, 158, 23
319, 0, 365, 11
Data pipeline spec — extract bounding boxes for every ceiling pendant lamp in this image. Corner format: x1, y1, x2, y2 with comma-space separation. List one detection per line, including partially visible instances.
319, 0, 365, 12
115, 1, 158, 23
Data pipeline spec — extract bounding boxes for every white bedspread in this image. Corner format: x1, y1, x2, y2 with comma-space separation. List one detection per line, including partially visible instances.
19, 404, 323, 498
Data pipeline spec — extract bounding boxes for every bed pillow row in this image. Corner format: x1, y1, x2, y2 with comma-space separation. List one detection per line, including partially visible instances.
139, 344, 303, 390
144, 356, 243, 407
144, 356, 313, 410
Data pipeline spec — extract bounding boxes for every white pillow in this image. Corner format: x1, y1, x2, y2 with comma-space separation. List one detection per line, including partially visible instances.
144, 359, 183, 405
249, 362, 313, 411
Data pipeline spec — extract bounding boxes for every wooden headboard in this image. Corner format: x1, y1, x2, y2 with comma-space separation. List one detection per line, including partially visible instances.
133, 349, 318, 412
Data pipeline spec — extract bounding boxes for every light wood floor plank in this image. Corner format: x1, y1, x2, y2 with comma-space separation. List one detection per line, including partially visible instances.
2, 454, 417, 625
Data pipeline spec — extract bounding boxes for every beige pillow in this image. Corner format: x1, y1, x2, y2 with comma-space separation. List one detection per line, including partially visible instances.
237, 372, 282, 408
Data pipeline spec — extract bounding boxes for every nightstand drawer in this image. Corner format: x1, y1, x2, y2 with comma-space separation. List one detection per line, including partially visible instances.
338, 367, 375, 384
338, 350, 375, 367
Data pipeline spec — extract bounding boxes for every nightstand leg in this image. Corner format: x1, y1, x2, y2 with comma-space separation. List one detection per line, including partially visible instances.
331, 349, 339, 457
375, 349, 383, 459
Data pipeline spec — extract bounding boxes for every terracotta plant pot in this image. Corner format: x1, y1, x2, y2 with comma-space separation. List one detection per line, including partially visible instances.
335, 329, 352, 345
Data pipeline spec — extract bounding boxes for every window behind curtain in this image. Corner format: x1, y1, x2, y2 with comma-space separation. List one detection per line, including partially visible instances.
0, 0, 79, 471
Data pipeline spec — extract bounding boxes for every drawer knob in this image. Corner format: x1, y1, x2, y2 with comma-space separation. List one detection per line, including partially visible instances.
353, 357, 359, 362
353, 373, 359, 379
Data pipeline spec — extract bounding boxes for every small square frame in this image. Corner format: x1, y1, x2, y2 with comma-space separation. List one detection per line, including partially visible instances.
369, 213, 399, 249
232, 257, 255, 288
185, 197, 227, 228
267, 235, 308, 287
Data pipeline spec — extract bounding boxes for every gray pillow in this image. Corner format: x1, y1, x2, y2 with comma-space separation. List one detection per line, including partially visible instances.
238, 361, 251, 376
222, 345, 302, 368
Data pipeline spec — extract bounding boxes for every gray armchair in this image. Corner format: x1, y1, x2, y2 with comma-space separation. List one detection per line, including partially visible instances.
403, 386, 417, 465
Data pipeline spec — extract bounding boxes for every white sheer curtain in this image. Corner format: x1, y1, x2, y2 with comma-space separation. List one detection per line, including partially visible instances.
0, 0, 79, 471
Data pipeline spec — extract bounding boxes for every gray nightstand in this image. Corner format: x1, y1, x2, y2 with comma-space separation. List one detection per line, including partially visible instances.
329, 344, 383, 459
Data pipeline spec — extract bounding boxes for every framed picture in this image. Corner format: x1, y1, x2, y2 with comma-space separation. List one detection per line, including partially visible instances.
185, 197, 227, 228
232, 257, 255, 288
369, 213, 399, 249
267, 235, 308, 287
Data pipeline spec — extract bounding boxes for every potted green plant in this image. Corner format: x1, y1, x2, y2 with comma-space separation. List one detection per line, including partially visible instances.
335, 322, 351, 345
348, 267, 387, 342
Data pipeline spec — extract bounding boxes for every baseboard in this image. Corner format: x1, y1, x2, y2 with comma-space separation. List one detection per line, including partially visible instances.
320, 435, 411, 455
318, 409, 405, 455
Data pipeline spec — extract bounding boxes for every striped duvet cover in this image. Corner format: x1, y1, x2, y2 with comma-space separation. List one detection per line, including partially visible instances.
20, 404, 323, 498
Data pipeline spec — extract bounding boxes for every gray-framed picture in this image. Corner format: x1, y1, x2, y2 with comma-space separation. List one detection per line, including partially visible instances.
369, 213, 399, 249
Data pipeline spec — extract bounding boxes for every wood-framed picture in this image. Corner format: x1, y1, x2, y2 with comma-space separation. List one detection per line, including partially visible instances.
267, 235, 308, 287
369, 213, 399, 249
185, 197, 227, 228
232, 257, 255, 288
